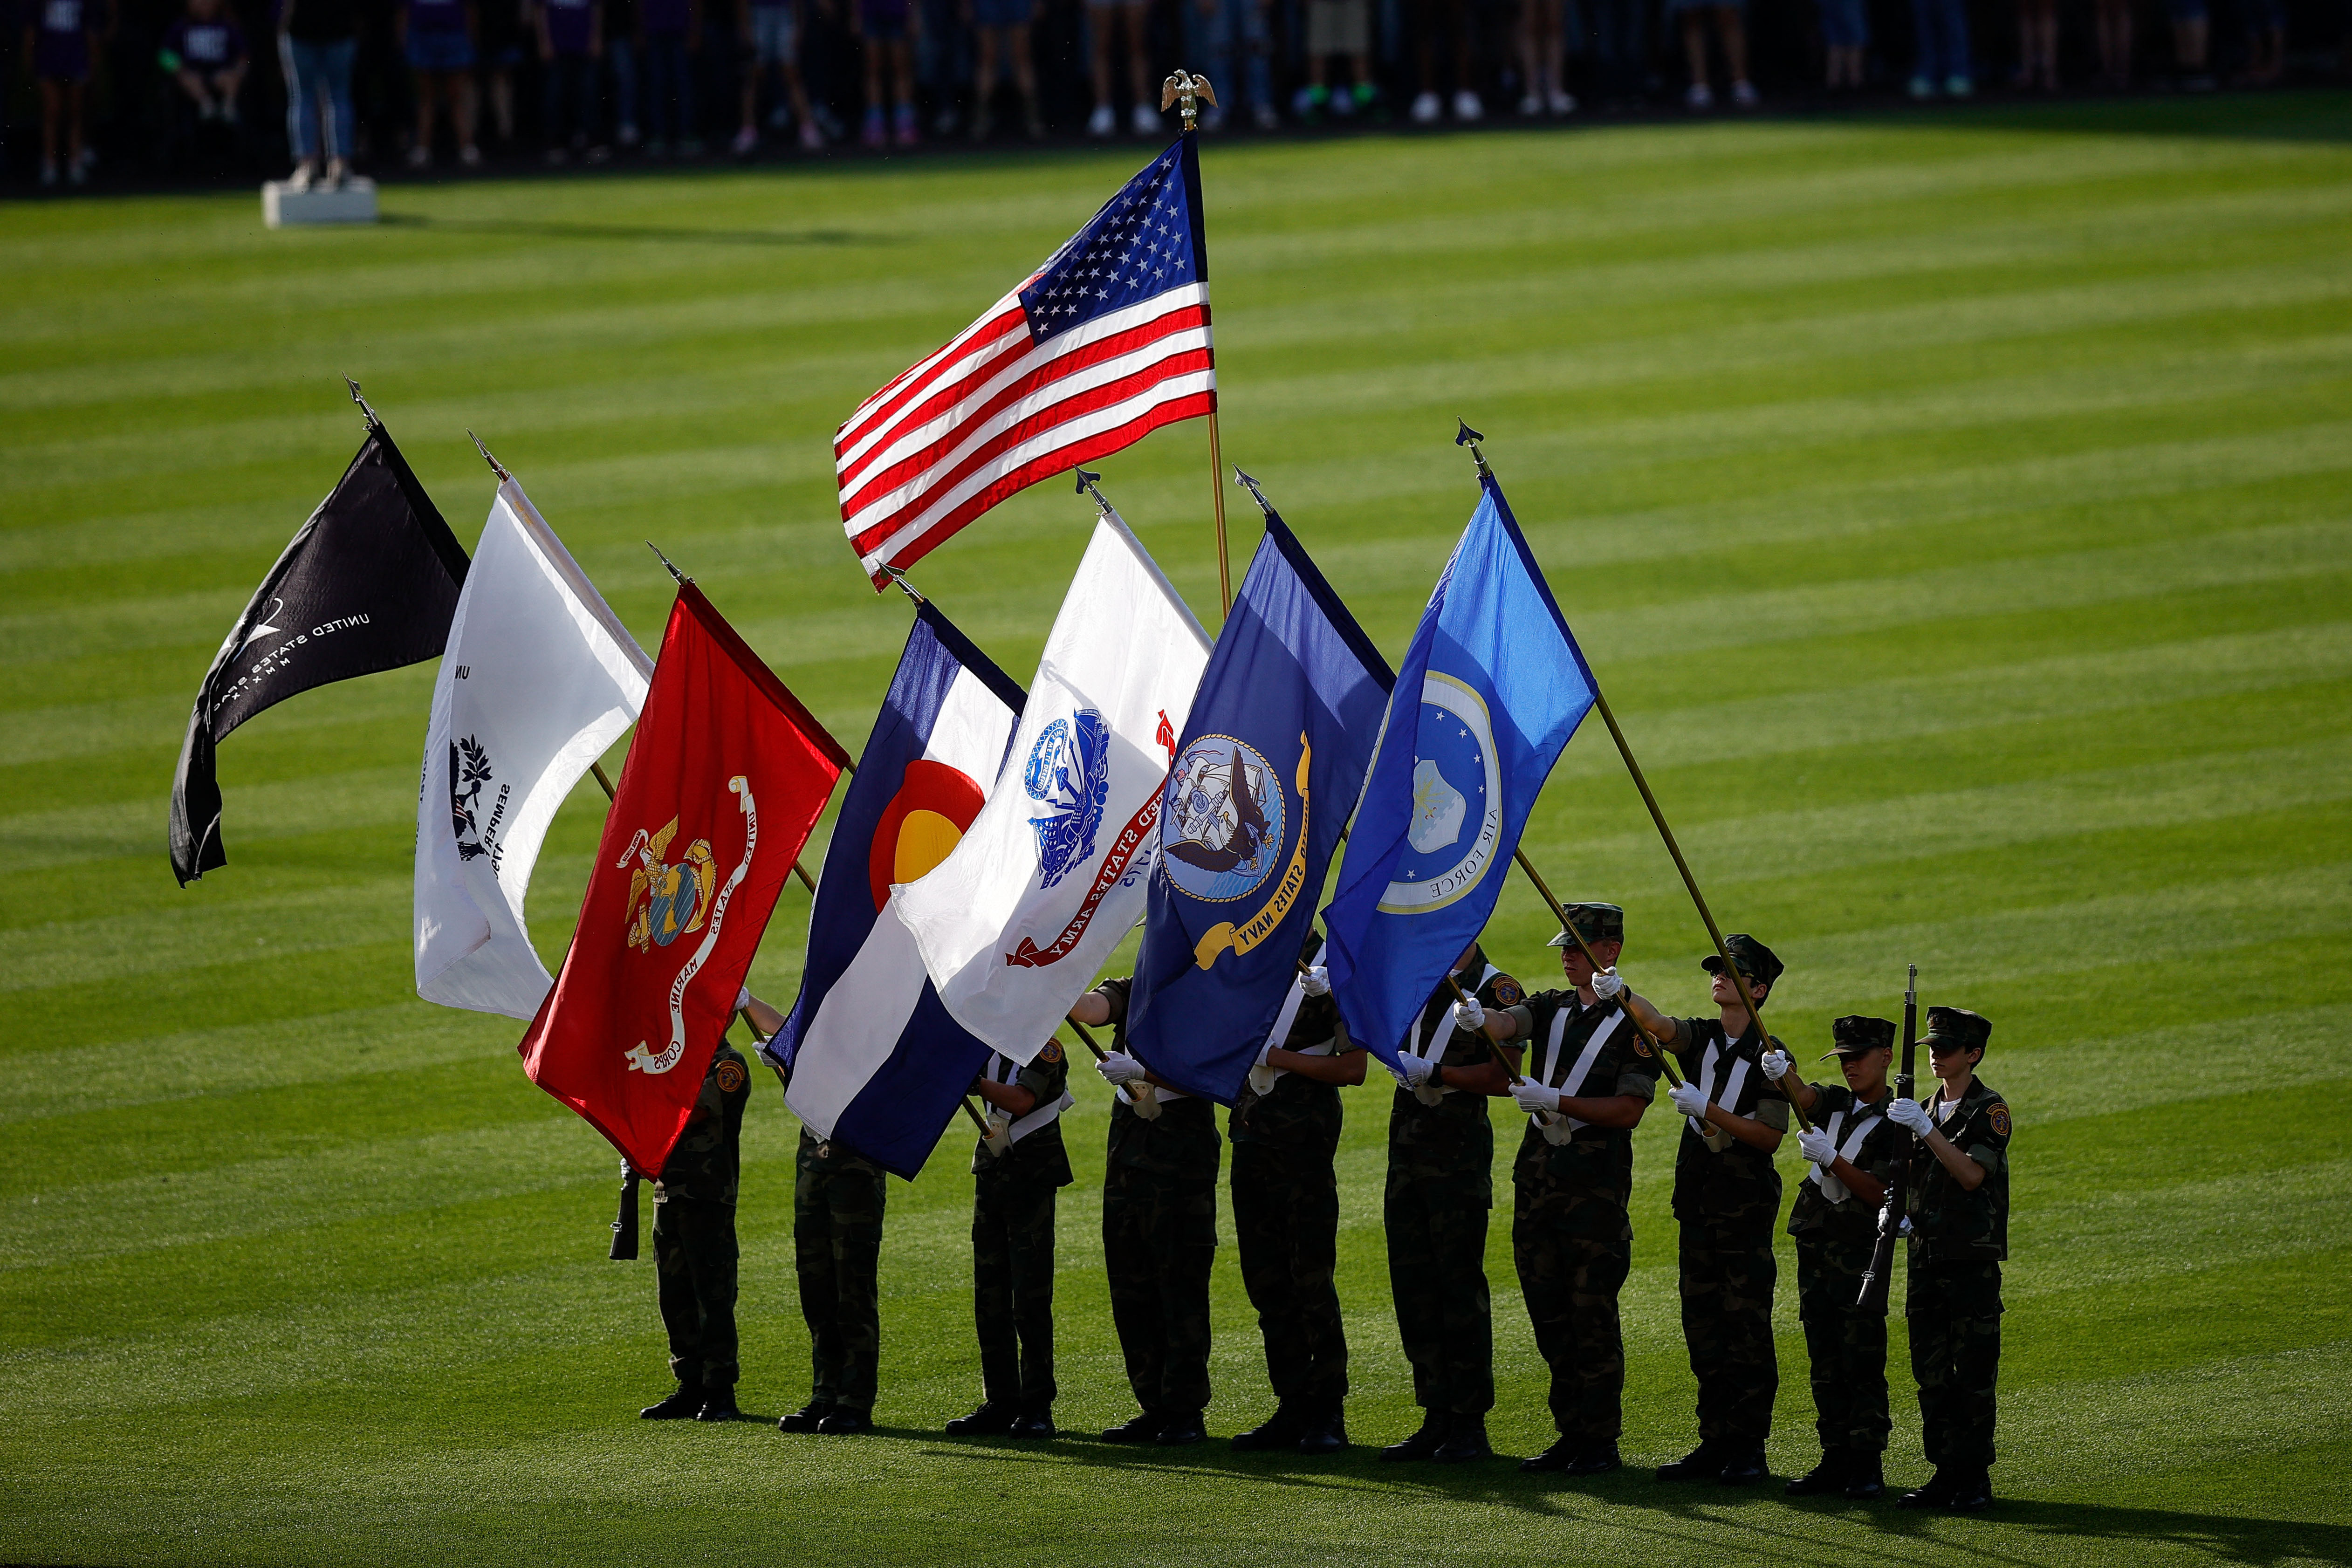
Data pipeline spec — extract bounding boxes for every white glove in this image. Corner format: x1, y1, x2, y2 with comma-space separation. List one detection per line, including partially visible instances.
735, 986, 753, 1013
1129, 1081, 1163, 1120
1300, 965, 1330, 998
1096, 1051, 1146, 1087
1760, 1048, 1791, 1083
1667, 1081, 1709, 1120
1510, 1080, 1559, 1116
1797, 1127, 1837, 1166
982, 1109, 1014, 1158
1449, 999, 1486, 1035
1886, 1096, 1933, 1136
1395, 1053, 1436, 1088
1589, 967, 1625, 1001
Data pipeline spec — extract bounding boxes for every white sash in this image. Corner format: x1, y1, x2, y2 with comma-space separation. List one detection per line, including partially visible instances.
1401, 963, 1500, 1105
1691, 1034, 1754, 1140
1803, 1103, 1883, 1203
982, 1053, 1076, 1150
1531, 1003, 1627, 1144
1246, 976, 1317, 1097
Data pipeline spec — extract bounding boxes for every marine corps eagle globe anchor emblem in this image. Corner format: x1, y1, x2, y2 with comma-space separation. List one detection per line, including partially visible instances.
621, 776, 760, 1076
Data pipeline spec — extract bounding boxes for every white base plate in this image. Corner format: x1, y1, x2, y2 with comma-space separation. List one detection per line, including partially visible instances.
262, 178, 379, 228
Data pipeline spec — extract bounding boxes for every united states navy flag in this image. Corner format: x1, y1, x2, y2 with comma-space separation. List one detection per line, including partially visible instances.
1123, 504, 1392, 1103
1320, 476, 1598, 1068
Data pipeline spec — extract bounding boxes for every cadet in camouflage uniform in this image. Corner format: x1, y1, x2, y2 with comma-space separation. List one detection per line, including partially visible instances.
638, 1014, 754, 1424
1227, 933, 1366, 1457
1885, 1007, 2009, 1513
945, 1038, 1074, 1440
1378, 939, 1525, 1465
1611, 933, 1791, 1486
1076, 975, 1221, 1448
1472, 903, 1660, 1477
1762, 1014, 1907, 1499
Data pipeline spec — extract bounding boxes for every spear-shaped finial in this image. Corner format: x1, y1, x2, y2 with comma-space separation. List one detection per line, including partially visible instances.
1455, 418, 1493, 481
467, 430, 511, 481
345, 377, 379, 428
1073, 466, 1115, 515
880, 563, 929, 606
646, 541, 689, 585
1232, 466, 1275, 518
1160, 70, 1216, 132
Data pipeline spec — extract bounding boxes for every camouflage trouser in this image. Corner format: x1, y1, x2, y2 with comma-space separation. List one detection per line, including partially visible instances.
1909, 1260, 2002, 1471
1103, 1160, 1219, 1414
1796, 1235, 1889, 1454
1385, 1171, 1493, 1416
973, 1165, 1058, 1413
653, 1197, 740, 1390
1232, 1140, 1348, 1408
795, 1153, 887, 1416
1678, 1215, 1778, 1447
1512, 1193, 1631, 1445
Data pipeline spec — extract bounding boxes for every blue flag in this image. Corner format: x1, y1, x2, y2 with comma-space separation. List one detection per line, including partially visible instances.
1320, 478, 1598, 1068
1124, 509, 1394, 1103
764, 603, 1026, 1178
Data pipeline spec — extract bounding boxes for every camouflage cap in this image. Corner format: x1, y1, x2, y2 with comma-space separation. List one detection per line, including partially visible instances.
1820, 1014, 1897, 1059
1700, 932, 1784, 988
1544, 902, 1625, 947
1923, 1006, 1991, 1054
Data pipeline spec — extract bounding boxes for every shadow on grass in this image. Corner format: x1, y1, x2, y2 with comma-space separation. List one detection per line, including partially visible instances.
374, 212, 907, 246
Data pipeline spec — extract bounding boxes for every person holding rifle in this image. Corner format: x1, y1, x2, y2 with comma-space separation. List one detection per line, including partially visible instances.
1885, 1007, 2009, 1513
1600, 933, 1789, 1486
1761, 1014, 1906, 1499
1464, 902, 1660, 1478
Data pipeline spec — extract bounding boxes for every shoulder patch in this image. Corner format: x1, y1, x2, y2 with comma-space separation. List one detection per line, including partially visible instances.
1489, 976, 1523, 1007
1987, 1101, 2009, 1137
1632, 1036, 1653, 1059
1042, 1040, 1063, 1065
714, 1059, 746, 1094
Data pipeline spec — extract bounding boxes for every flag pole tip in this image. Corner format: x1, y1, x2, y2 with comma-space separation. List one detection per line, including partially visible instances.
1073, 468, 1113, 516
881, 564, 927, 606
645, 541, 689, 585
1232, 467, 1275, 518
344, 377, 378, 427
466, 430, 510, 481
1455, 419, 1494, 479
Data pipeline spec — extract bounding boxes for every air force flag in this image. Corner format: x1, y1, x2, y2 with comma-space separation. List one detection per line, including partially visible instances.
1320, 477, 1598, 1068
765, 604, 1027, 1178
1123, 507, 1392, 1102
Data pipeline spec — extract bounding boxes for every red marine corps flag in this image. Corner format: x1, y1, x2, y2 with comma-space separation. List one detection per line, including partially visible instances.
520, 583, 849, 1173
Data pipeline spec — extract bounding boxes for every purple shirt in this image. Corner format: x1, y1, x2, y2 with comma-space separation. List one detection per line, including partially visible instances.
404, 0, 466, 32
165, 16, 246, 65
542, 0, 591, 51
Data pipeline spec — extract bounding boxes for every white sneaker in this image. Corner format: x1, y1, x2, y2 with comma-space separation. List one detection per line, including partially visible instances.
1088, 103, 1116, 137
1518, 92, 1542, 116
1410, 89, 1441, 123
405, 144, 431, 168
1907, 74, 1934, 97
458, 143, 482, 167
286, 159, 316, 192
732, 124, 759, 155
1732, 78, 1759, 107
1252, 102, 1278, 130
1547, 88, 1577, 113
1131, 101, 1159, 136
1453, 89, 1483, 121
1686, 82, 1714, 109
324, 157, 348, 188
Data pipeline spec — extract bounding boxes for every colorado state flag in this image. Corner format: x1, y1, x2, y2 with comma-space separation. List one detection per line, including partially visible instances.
1320, 476, 1598, 1068
1123, 504, 1393, 1102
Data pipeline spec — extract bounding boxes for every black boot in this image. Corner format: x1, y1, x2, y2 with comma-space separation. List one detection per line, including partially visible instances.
1944, 1469, 1994, 1511
816, 1409, 871, 1435
1654, 1442, 1721, 1481
1843, 1452, 1886, 1500
640, 1386, 702, 1420
1295, 1404, 1348, 1456
1229, 1404, 1302, 1452
1784, 1449, 1848, 1495
1154, 1411, 1207, 1446
1100, 1410, 1167, 1444
1008, 1409, 1056, 1439
1432, 1415, 1493, 1463
695, 1388, 739, 1422
1563, 1444, 1622, 1477
776, 1402, 831, 1433
1716, 1445, 1769, 1486
1379, 1410, 1449, 1462
1896, 1467, 1956, 1509
945, 1401, 1020, 1436
1520, 1435, 1577, 1473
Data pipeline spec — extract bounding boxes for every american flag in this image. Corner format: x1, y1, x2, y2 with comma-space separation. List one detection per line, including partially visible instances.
836, 138, 1215, 587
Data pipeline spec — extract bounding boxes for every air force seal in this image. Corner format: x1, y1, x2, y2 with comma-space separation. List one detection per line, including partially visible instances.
1379, 672, 1502, 915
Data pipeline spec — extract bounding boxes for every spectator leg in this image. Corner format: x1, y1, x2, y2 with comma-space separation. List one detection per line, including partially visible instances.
1681, 9, 1709, 89
1123, 1, 1150, 109
1718, 2, 1747, 85
1090, 8, 1116, 107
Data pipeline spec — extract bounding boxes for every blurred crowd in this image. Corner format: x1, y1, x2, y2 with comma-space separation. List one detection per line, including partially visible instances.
6, 0, 2343, 189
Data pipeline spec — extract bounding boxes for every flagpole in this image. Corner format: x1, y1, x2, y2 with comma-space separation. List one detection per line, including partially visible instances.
1164, 69, 1231, 617
1458, 425, 1807, 1130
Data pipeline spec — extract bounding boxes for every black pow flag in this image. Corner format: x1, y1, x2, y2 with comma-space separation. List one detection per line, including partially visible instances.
168, 414, 470, 885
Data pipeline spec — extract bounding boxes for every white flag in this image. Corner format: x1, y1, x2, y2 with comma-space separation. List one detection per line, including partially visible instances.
891, 509, 1212, 1061
414, 479, 652, 1020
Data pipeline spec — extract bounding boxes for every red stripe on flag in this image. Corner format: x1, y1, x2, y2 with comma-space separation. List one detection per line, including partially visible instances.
836, 304, 1030, 463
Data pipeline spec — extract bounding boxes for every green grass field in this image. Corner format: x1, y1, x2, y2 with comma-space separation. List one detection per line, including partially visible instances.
6, 92, 2352, 1567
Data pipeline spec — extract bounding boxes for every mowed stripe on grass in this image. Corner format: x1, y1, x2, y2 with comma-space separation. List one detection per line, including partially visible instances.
3, 95, 2349, 1567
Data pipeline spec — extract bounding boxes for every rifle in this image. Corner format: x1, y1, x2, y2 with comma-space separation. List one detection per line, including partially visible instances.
609, 1158, 641, 1261
1857, 962, 1917, 1309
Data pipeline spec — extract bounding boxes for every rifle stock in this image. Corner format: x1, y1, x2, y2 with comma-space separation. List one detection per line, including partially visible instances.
609, 1161, 641, 1261
1858, 963, 1917, 1308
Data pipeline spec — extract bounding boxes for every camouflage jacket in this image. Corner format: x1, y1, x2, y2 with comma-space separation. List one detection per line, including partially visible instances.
796, 1124, 886, 1180
1229, 989, 1357, 1152
1507, 990, 1660, 1238
1906, 1076, 2011, 1263
972, 1039, 1074, 1186
1095, 976, 1222, 1182
1668, 1017, 1789, 1227
1387, 949, 1523, 1184
656, 1044, 750, 1205
1787, 1082, 1907, 1244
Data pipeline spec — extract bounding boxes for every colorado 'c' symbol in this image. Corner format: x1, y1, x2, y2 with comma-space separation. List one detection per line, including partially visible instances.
869, 759, 987, 911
